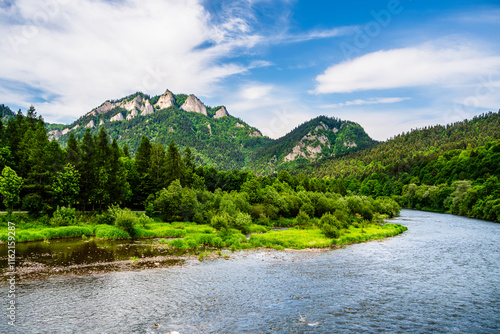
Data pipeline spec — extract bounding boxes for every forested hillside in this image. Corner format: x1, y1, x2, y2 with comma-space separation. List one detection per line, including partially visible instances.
43, 90, 375, 172
311, 111, 500, 222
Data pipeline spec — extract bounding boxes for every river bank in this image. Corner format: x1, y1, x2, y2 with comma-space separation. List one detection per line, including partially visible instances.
1, 222, 406, 281
1, 210, 498, 333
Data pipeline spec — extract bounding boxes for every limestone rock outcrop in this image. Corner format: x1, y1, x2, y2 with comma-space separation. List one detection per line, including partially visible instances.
141, 100, 154, 116
110, 113, 124, 122
180, 94, 207, 116
213, 106, 228, 119
96, 101, 115, 114
155, 89, 175, 110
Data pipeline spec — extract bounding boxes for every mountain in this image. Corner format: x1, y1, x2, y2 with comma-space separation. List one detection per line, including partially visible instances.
311, 110, 500, 180
0, 104, 16, 121
45, 89, 376, 172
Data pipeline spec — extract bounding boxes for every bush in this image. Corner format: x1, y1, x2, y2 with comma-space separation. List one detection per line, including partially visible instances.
95, 225, 130, 240
321, 224, 340, 239
210, 212, 232, 231
114, 210, 138, 237
233, 212, 252, 233
168, 238, 188, 248
50, 206, 77, 227
95, 211, 115, 225
294, 210, 310, 229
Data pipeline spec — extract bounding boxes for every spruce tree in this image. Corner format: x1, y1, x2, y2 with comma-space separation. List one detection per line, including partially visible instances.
164, 141, 185, 187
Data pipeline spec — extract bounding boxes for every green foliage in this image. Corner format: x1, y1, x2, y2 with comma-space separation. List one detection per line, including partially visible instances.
95, 224, 130, 240
210, 211, 232, 231
50, 206, 78, 227
233, 211, 252, 233
114, 209, 138, 237
0, 166, 23, 212
52, 163, 80, 207
294, 210, 310, 229
319, 213, 342, 238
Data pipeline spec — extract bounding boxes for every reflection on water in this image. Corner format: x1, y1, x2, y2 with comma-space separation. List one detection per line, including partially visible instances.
1, 210, 499, 333
0, 238, 179, 268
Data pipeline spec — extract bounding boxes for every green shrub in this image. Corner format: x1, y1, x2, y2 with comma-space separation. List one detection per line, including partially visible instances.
233, 212, 252, 233
321, 224, 340, 238
168, 238, 188, 248
50, 206, 77, 227
294, 210, 310, 229
95, 211, 115, 225
95, 225, 130, 240
114, 210, 138, 237
210, 212, 232, 232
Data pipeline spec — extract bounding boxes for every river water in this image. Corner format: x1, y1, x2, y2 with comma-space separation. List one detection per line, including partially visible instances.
1, 210, 499, 333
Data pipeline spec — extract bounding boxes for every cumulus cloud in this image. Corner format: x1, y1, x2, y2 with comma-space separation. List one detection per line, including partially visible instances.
320, 97, 410, 109
224, 83, 313, 139
314, 41, 500, 94
0, 0, 262, 123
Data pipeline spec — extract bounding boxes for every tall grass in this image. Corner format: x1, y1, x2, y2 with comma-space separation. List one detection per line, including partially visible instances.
249, 228, 332, 249
0, 226, 94, 243
95, 225, 130, 240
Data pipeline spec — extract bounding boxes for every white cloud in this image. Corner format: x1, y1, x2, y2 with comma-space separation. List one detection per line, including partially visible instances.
223, 83, 313, 139
0, 0, 262, 123
314, 41, 500, 94
320, 97, 410, 108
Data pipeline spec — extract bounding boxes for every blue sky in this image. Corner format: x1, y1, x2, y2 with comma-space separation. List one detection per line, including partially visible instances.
1, 0, 499, 140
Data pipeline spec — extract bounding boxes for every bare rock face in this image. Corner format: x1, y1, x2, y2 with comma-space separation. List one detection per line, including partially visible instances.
48, 130, 62, 140
110, 113, 124, 122
141, 100, 154, 116
99, 119, 104, 126
61, 128, 70, 136
85, 120, 94, 128
249, 130, 262, 137
235, 122, 244, 128
126, 109, 139, 120
213, 106, 228, 119
71, 124, 79, 131
155, 89, 175, 110
343, 141, 357, 148
96, 101, 116, 114
120, 95, 143, 112
180, 94, 207, 116
85, 110, 97, 118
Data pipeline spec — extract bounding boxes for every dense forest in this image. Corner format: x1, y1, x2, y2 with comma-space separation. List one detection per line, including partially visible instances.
0, 105, 498, 249
44, 91, 376, 172
0, 107, 405, 247
310, 111, 500, 222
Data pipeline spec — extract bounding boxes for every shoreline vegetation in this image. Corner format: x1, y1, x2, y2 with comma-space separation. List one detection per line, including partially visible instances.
1, 209, 406, 280
0, 210, 406, 248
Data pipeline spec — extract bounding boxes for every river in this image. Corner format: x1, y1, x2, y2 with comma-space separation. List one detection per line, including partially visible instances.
1, 210, 499, 333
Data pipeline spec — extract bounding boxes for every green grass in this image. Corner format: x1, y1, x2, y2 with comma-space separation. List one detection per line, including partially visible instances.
0, 225, 94, 243
247, 224, 270, 233
249, 227, 332, 249
334, 223, 407, 245
95, 225, 130, 240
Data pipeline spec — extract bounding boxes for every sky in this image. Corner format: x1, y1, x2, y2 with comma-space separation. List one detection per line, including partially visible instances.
0, 0, 499, 141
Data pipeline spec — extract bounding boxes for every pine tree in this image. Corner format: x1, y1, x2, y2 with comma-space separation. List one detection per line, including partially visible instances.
79, 129, 97, 212
108, 139, 129, 205
135, 136, 153, 204
164, 141, 185, 187
66, 132, 81, 167
149, 142, 166, 192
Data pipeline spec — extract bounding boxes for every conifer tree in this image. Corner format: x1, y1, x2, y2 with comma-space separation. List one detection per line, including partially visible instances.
135, 136, 153, 204
164, 141, 185, 187
79, 129, 97, 212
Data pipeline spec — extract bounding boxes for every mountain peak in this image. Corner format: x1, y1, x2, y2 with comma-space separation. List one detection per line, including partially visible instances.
180, 94, 207, 116
214, 106, 228, 118
155, 89, 175, 110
